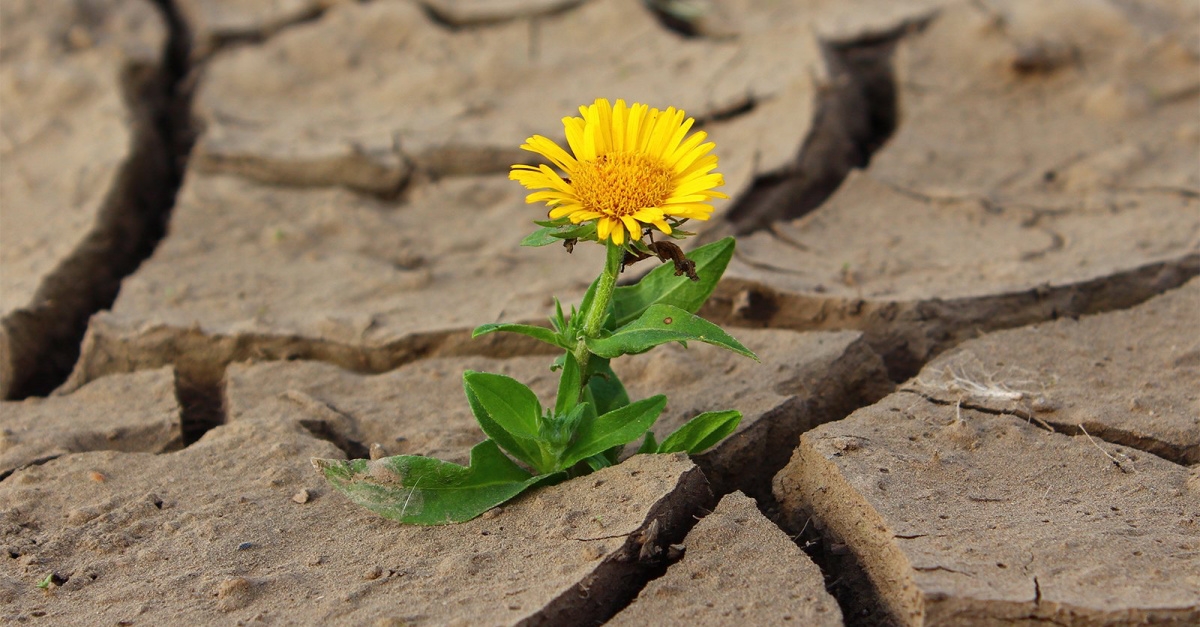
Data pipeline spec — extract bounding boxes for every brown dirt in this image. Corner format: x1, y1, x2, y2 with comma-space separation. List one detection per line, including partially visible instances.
2, 0, 1198, 624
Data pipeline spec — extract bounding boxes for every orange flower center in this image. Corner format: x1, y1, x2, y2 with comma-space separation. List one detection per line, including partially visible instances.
572, 152, 673, 218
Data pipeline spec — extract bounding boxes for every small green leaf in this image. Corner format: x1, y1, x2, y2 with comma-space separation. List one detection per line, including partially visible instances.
658, 410, 742, 454
583, 453, 614, 472
523, 222, 598, 247
463, 371, 541, 437
586, 304, 758, 360
314, 440, 554, 525
472, 323, 565, 349
612, 237, 734, 327
550, 223, 596, 241
550, 298, 567, 333
555, 353, 582, 415
521, 227, 560, 247
463, 373, 548, 471
637, 431, 658, 454
559, 395, 666, 469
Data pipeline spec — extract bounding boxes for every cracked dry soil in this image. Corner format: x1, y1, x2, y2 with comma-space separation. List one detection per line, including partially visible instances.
1, 0, 1198, 625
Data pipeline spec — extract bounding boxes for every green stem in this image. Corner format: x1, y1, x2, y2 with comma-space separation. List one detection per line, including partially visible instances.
572, 241, 623, 383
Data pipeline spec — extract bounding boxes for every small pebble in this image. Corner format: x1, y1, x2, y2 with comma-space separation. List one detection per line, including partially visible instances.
369, 443, 387, 460
88, 471, 106, 482
363, 565, 383, 580
292, 489, 310, 504
236, 542, 254, 551
481, 507, 503, 520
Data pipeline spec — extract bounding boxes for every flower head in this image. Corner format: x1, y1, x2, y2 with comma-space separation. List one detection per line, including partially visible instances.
511, 98, 727, 246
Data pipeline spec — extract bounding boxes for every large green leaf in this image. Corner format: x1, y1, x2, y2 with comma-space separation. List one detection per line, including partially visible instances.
559, 395, 666, 469
658, 410, 742, 454
313, 440, 553, 525
612, 237, 734, 327
471, 323, 564, 349
463, 372, 549, 472
586, 304, 758, 360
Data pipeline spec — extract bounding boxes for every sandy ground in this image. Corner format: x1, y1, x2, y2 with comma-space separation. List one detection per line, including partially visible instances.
1, 0, 1197, 625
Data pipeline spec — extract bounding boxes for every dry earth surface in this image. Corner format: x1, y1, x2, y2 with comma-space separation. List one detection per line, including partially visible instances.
1, 0, 1197, 625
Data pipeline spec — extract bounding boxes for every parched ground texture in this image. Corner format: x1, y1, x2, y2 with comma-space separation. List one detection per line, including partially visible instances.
1, 0, 1197, 625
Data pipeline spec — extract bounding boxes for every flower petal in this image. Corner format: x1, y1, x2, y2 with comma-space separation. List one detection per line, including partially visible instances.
594, 98, 614, 155
610, 219, 626, 245
596, 216, 613, 241
673, 173, 724, 198
611, 99, 628, 152
522, 135, 576, 171
646, 107, 678, 158
549, 204, 583, 219
563, 116, 587, 160
526, 190, 572, 204
662, 203, 715, 220
665, 130, 708, 169
621, 216, 642, 240
673, 141, 716, 174
661, 114, 695, 162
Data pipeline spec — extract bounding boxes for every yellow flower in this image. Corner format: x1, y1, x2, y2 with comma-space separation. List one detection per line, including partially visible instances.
511, 98, 727, 246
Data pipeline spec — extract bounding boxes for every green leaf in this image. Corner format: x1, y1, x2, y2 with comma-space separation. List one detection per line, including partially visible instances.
555, 353, 582, 415
550, 223, 596, 241
658, 410, 742, 454
559, 395, 666, 469
521, 227, 561, 247
463, 372, 548, 471
314, 440, 552, 525
522, 222, 598, 247
637, 431, 658, 454
612, 237, 734, 327
463, 371, 541, 437
550, 298, 567, 333
586, 304, 758, 360
584, 453, 614, 472
472, 322, 565, 349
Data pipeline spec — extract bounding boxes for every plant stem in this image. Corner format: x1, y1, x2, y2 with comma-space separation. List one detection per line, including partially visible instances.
573, 241, 623, 382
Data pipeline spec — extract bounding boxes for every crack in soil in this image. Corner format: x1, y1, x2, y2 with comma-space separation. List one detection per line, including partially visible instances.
0, 454, 64, 483
175, 362, 225, 447
716, 21, 924, 238
517, 464, 713, 626
189, 3, 330, 60
704, 254, 1200, 381
2, 0, 196, 400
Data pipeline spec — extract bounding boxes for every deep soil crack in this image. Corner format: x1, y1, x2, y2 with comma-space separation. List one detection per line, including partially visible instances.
176, 362, 225, 447
3, 0, 196, 400
718, 22, 921, 237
